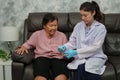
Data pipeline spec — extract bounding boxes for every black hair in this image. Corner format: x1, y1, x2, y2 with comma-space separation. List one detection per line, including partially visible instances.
80, 1, 103, 23
42, 13, 58, 26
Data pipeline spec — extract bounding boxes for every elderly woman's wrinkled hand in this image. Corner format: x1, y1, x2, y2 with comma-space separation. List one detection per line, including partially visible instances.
15, 46, 28, 55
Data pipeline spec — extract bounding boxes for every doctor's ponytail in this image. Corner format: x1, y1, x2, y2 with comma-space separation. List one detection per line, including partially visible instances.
91, 1, 103, 23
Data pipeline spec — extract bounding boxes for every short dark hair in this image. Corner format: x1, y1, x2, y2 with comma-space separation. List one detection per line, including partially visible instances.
80, 1, 103, 23
42, 13, 58, 26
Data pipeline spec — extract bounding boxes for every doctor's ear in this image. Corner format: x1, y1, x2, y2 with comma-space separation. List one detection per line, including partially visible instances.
92, 10, 96, 16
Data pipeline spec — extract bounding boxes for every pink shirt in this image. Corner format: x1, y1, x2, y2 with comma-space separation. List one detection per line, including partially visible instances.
22, 29, 67, 59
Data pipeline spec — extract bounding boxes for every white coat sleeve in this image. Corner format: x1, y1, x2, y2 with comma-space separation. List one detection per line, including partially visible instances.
64, 24, 78, 49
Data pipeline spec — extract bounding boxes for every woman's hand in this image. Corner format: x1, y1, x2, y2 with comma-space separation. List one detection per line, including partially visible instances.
52, 53, 65, 59
15, 46, 28, 55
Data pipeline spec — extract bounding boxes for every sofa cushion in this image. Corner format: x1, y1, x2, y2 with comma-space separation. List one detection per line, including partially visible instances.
28, 13, 46, 32
68, 12, 82, 31
104, 33, 120, 56
101, 62, 116, 80
108, 56, 120, 80
104, 14, 120, 33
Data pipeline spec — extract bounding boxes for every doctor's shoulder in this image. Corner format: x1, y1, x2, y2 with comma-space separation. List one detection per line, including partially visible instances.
95, 22, 107, 34
95, 21, 106, 30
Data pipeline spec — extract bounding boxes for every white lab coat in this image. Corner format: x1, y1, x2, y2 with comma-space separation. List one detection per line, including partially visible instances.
65, 20, 107, 75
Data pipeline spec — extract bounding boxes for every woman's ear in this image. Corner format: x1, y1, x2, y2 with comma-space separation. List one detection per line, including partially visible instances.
92, 10, 96, 16
43, 25, 46, 29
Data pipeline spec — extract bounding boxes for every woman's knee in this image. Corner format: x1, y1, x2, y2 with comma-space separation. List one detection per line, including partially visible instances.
34, 76, 47, 80
55, 74, 67, 80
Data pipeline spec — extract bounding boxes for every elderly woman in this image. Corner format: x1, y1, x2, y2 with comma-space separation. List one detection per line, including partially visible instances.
16, 13, 69, 80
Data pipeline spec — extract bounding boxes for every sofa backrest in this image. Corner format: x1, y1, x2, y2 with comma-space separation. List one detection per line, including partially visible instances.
24, 12, 71, 40
23, 12, 120, 57
104, 14, 120, 56
68, 12, 82, 31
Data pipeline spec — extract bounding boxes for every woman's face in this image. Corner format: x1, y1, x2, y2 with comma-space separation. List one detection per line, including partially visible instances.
80, 10, 95, 26
44, 20, 58, 37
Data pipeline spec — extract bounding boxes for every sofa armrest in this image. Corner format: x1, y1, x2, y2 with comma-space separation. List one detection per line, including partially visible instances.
11, 49, 35, 64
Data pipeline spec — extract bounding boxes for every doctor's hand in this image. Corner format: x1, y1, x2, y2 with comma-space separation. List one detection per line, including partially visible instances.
64, 50, 77, 58
58, 45, 66, 53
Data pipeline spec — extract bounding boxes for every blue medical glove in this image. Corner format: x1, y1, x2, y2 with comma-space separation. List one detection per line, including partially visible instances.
64, 50, 77, 58
58, 45, 66, 53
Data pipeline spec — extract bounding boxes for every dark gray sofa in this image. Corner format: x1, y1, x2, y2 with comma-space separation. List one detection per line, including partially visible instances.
12, 12, 120, 80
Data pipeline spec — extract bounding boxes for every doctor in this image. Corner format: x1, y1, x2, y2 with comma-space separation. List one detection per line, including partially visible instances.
58, 1, 107, 80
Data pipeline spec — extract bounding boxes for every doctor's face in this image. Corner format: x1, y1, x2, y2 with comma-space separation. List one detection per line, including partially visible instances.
44, 20, 58, 37
80, 10, 95, 26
